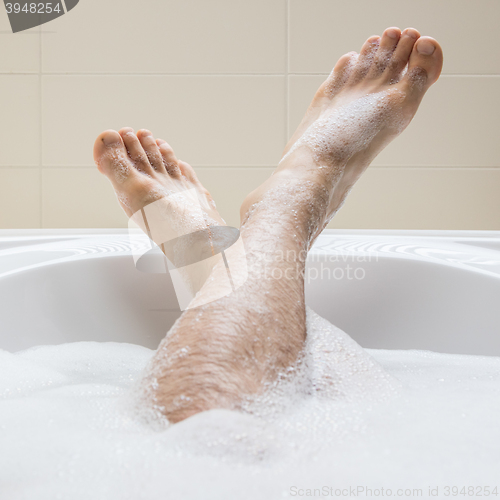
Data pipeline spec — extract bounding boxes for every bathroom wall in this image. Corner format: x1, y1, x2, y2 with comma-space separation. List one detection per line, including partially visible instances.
1, 0, 499, 230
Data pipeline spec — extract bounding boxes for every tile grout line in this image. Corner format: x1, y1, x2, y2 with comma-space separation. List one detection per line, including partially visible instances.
39, 26, 42, 229
285, 0, 290, 142
2, 73, 499, 77
6, 165, 500, 170
34, 73, 290, 77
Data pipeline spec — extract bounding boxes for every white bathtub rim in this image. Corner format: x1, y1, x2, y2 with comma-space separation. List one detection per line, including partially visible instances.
1, 229, 500, 281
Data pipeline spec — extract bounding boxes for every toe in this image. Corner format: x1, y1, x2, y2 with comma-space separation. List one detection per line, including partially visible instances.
137, 129, 165, 172
93, 130, 139, 186
178, 160, 212, 199
403, 36, 443, 97
94, 129, 123, 167
119, 127, 155, 175
324, 51, 358, 96
384, 28, 420, 82
367, 27, 401, 78
177, 160, 197, 183
350, 35, 380, 83
156, 139, 182, 178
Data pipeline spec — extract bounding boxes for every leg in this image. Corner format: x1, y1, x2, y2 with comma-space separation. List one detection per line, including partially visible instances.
94, 128, 315, 422
139, 176, 319, 421
139, 28, 443, 422
94, 28, 443, 423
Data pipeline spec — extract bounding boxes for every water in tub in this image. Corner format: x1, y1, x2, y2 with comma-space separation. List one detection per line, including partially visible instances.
1, 307, 499, 499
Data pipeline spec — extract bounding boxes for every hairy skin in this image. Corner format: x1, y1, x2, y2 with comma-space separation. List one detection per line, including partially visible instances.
93, 27, 443, 423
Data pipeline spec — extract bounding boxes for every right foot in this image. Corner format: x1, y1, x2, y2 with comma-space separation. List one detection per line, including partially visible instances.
242, 28, 443, 239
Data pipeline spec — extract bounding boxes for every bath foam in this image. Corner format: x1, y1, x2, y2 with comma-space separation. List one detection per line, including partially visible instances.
1, 312, 499, 499
243, 307, 400, 422
0, 350, 67, 398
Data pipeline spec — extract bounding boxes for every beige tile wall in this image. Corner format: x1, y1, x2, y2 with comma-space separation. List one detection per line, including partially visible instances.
0, 0, 499, 229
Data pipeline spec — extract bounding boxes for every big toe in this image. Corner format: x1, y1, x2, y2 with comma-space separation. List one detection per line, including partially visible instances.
93, 129, 139, 188
405, 36, 443, 96
93, 130, 124, 169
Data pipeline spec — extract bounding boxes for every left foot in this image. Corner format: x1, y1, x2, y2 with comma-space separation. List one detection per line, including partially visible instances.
94, 128, 225, 227
94, 129, 232, 292
94, 128, 227, 258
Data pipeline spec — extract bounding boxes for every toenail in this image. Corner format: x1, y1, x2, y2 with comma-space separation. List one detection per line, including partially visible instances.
417, 39, 435, 55
103, 133, 119, 146
386, 29, 399, 39
404, 29, 418, 40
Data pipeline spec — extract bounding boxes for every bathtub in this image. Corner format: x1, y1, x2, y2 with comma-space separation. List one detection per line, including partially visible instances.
1, 228, 499, 355
2, 228, 500, 500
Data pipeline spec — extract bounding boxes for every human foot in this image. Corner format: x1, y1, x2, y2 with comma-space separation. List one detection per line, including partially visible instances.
243, 28, 443, 238
94, 128, 223, 223
94, 129, 229, 289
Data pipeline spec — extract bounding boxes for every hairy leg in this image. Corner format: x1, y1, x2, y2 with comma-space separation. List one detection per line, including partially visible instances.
94, 28, 443, 423
140, 28, 442, 423
139, 175, 322, 422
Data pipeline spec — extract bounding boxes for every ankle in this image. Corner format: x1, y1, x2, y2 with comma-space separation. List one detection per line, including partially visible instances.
239, 169, 330, 245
